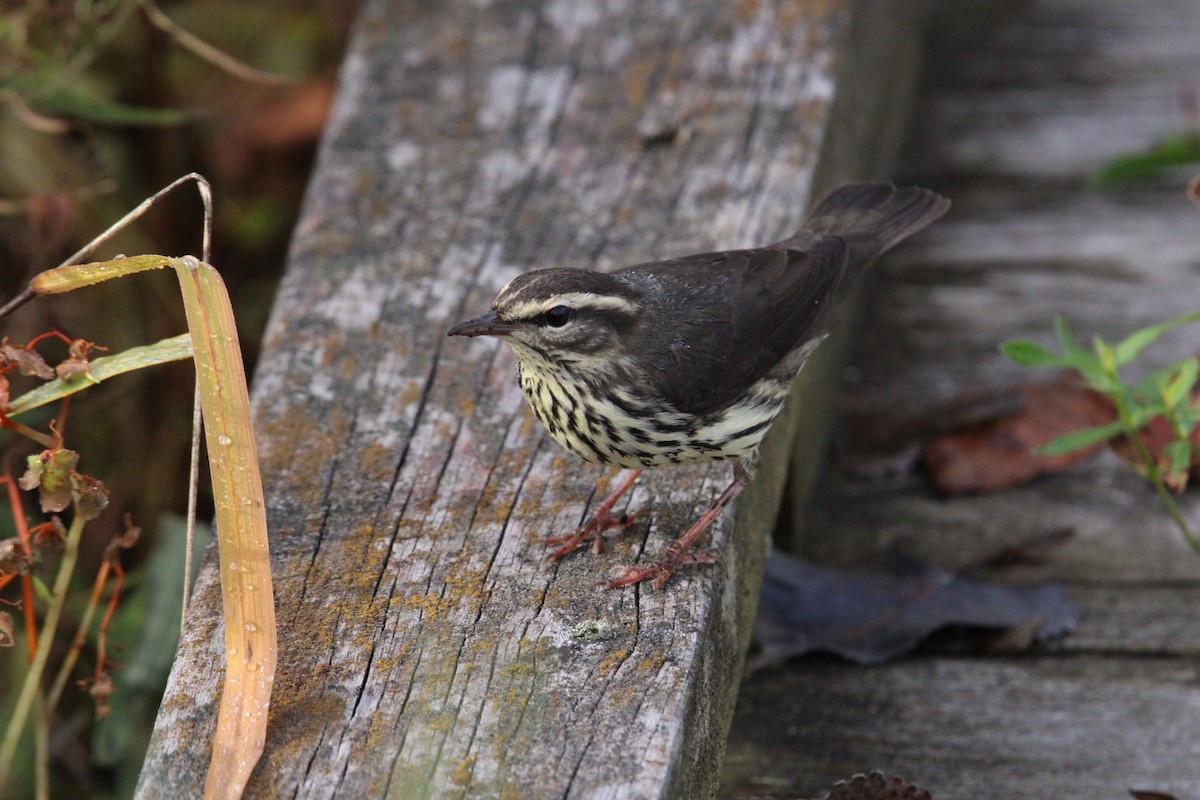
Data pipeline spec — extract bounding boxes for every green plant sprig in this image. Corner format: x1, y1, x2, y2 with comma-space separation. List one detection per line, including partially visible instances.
1002, 312, 1200, 553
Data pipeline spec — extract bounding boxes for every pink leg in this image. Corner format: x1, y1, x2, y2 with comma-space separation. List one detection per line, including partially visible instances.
545, 469, 642, 561
606, 466, 751, 590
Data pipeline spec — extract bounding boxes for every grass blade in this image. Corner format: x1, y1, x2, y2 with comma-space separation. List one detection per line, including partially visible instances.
1035, 420, 1126, 457
1113, 311, 1200, 367
173, 257, 276, 800
7, 334, 193, 417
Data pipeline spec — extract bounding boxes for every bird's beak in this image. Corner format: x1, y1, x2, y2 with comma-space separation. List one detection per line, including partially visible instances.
448, 310, 517, 337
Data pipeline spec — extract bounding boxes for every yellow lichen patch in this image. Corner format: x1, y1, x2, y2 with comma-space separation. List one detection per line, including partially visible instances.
402, 591, 446, 622
623, 58, 656, 108
451, 755, 476, 786
502, 656, 536, 683
359, 441, 400, 482
594, 648, 629, 678
603, 684, 639, 708
635, 650, 669, 677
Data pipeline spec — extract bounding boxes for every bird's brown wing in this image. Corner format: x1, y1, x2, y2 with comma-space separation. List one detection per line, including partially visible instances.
616, 236, 848, 416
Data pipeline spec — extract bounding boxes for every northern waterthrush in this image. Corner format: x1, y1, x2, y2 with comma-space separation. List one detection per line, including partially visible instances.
449, 182, 949, 589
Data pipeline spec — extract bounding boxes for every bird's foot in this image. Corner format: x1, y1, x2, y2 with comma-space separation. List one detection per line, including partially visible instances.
544, 508, 639, 561
544, 469, 642, 561
605, 548, 720, 591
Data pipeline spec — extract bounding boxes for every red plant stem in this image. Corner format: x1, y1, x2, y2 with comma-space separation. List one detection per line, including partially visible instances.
2, 476, 38, 660
24, 330, 72, 349
95, 560, 124, 682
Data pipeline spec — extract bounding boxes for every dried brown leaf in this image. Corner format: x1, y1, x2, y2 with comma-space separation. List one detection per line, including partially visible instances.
0, 341, 55, 380
72, 473, 110, 521
0, 538, 30, 575
55, 338, 107, 381
923, 375, 1115, 495
826, 771, 933, 800
0, 612, 13, 648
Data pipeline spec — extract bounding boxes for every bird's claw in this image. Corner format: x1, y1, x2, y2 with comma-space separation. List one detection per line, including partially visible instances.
544, 509, 638, 561
605, 548, 720, 590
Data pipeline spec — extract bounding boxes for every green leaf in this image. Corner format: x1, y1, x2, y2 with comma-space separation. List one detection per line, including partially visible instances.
1092, 132, 1200, 188
32, 88, 191, 127
1052, 316, 1105, 376
1000, 340, 1067, 367
1054, 317, 1084, 357
1094, 336, 1117, 375
1114, 312, 1200, 366
1176, 404, 1200, 434
1163, 356, 1199, 409
1126, 403, 1164, 430
1136, 362, 1184, 398
1077, 362, 1119, 394
1035, 420, 1126, 457
1164, 440, 1193, 483
31, 574, 52, 606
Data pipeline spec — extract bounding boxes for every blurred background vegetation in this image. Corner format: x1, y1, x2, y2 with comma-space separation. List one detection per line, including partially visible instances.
1, 1, 354, 796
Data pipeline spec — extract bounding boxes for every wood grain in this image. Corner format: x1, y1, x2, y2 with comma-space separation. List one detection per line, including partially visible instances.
137, 1, 931, 797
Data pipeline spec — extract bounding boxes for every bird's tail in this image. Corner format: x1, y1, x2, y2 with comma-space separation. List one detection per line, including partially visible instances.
778, 181, 951, 265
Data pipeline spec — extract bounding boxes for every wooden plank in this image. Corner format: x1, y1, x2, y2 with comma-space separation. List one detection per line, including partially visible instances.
802, 461, 1200, 583
721, 657, 1200, 800
1056, 585, 1200, 655
137, 1, 932, 797
730, 0, 1200, 798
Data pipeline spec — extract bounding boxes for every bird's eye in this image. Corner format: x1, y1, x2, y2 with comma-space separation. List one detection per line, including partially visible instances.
543, 305, 572, 327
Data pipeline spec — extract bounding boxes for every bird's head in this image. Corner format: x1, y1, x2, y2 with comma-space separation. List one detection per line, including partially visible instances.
448, 268, 642, 379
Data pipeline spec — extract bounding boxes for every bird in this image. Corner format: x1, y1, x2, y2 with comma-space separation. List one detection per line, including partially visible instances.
449, 182, 949, 589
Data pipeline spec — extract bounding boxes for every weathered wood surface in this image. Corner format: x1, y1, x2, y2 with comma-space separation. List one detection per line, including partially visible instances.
725, 658, 1200, 798
137, 1, 931, 797
724, 0, 1200, 798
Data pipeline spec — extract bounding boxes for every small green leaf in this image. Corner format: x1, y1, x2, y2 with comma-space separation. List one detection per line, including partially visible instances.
31, 575, 53, 606
1163, 357, 1200, 409
1093, 132, 1200, 189
1164, 440, 1193, 483
1126, 404, 1163, 430
1094, 336, 1117, 375
1114, 312, 1200, 366
1035, 420, 1126, 456
1137, 363, 1183, 398
1077, 363, 1119, 394
1177, 404, 1200, 434
1054, 317, 1085, 358
1000, 340, 1067, 367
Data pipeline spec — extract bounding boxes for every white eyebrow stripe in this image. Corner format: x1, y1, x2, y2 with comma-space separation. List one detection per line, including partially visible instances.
506, 292, 638, 319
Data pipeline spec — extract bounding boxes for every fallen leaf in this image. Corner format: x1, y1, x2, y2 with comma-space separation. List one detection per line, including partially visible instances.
836, 386, 1024, 478
825, 771, 933, 800
923, 375, 1115, 495
751, 549, 1077, 669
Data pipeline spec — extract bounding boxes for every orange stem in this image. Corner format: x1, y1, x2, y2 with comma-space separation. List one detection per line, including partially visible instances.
2, 476, 38, 660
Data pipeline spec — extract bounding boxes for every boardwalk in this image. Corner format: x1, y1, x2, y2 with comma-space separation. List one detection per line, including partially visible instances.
138, 1, 932, 797
721, 1, 1200, 798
